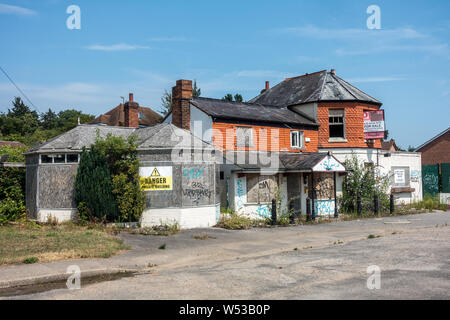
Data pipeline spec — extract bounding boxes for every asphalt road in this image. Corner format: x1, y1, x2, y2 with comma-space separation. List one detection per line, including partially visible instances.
7, 212, 450, 299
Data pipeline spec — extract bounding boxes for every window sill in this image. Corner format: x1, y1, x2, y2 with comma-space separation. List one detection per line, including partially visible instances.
391, 187, 415, 194
328, 138, 348, 143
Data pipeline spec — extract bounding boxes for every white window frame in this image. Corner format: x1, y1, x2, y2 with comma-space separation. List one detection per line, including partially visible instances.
40, 153, 80, 164
290, 131, 305, 149
328, 109, 346, 141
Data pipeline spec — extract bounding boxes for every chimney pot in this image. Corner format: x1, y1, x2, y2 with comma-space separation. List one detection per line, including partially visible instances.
129, 93, 134, 102
331, 69, 336, 75
265, 81, 270, 90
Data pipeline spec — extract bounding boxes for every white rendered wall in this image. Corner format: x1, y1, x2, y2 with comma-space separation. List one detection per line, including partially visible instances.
190, 105, 213, 143
37, 209, 77, 223
320, 148, 423, 204
141, 204, 219, 229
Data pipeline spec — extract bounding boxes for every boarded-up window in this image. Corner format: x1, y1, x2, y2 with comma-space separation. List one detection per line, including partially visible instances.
236, 126, 253, 147
246, 174, 277, 203
391, 166, 410, 187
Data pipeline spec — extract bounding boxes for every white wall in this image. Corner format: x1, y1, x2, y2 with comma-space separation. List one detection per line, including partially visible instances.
190, 105, 213, 143
141, 204, 219, 229
320, 148, 423, 204
290, 103, 318, 121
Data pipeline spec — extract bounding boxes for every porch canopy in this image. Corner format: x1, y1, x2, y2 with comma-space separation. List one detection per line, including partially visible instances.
221, 151, 346, 173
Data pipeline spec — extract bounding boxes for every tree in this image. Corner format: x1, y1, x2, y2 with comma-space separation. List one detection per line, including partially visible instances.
41, 108, 58, 130
222, 94, 233, 102
234, 94, 243, 102
160, 89, 172, 116
91, 133, 145, 222
222, 93, 243, 102
340, 154, 390, 213
74, 146, 118, 222
192, 80, 201, 98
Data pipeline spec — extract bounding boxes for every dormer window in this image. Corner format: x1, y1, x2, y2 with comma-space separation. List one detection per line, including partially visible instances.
329, 109, 345, 139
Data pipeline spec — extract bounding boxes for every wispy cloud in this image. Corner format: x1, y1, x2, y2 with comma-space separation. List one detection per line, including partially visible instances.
347, 76, 406, 83
336, 44, 449, 56
233, 70, 294, 78
148, 36, 190, 42
85, 43, 150, 51
275, 25, 425, 41
0, 4, 37, 16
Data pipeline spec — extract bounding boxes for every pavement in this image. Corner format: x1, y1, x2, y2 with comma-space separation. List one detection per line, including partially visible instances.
0, 210, 449, 299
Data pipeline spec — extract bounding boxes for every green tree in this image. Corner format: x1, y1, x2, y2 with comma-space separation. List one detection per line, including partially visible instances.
160, 89, 172, 116
74, 146, 118, 222
41, 108, 58, 130
91, 133, 145, 222
192, 80, 201, 98
234, 94, 243, 102
222, 93, 243, 102
222, 93, 233, 102
340, 154, 390, 213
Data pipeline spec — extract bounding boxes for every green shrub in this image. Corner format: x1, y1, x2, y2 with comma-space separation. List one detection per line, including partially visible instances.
340, 154, 390, 214
74, 146, 118, 222
215, 213, 254, 230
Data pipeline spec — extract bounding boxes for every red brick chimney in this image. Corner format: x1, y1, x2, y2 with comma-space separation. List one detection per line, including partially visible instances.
124, 92, 139, 128
260, 81, 270, 94
331, 69, 336, 75
171, 79, 192, 131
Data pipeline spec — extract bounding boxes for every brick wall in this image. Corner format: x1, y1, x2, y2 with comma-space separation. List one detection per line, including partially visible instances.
124, 101, 139, 128
318, 102, 382, 149
172, 80, 192, 130
418, 130, 450, 165
212, 122, 319, 152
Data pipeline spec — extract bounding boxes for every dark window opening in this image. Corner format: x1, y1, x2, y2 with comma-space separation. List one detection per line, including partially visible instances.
329, 110, 345, 139
53, 154, 65, 163
220, 171, 224, 180
67, 154, 79, 163
41, 155, 53, 163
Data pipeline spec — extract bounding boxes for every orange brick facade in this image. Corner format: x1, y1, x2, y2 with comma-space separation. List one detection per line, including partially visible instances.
317, 102, 382, 149
212, 122, 319, 153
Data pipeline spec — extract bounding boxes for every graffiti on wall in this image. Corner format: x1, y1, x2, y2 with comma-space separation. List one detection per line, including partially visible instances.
182, 167, 212, 205
314, 200, 335, 216
410, 170, 420, 183
423, 173, 439, 194
235, 176, 247, 212
313, 156, 345, 172
256, 205, 271, 218
183, 168, 204, 179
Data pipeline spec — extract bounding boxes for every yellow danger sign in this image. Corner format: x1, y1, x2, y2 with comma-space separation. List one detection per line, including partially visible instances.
139, 166, 173, 191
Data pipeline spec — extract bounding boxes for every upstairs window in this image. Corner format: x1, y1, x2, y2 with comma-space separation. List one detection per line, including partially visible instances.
329, 109, 345, 139
236, 126, 253, 147
290, 131, 304, 149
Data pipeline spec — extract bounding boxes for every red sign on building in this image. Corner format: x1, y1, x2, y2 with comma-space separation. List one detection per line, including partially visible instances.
363, 110, 385, 139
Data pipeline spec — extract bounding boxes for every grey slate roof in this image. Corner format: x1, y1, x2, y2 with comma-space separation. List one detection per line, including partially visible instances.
221, 151, 331, 172
26, 123, 214, 154
249, 70, 382, 107
191, 97, 318, 127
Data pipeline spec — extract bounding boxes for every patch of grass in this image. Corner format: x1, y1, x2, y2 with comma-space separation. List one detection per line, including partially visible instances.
0, 222, 128, 265
192, 233, 216, 240
128, 221, 180, 236
368, 234, 381, 239
23, 257, 38, 264
158, 243, 166, 250
215, 213, 255, 230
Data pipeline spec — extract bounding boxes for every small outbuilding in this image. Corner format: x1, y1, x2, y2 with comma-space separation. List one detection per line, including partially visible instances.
25, 123, 220, 228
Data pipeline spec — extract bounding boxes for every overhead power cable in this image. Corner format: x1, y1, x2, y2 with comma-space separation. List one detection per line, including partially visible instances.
0, 66, 40, 113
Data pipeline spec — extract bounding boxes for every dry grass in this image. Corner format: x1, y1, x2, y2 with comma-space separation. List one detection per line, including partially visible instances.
0, 222, 128, 265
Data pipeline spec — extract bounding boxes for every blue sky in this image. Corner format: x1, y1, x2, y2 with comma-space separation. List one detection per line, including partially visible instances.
0, 0, 449, 148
